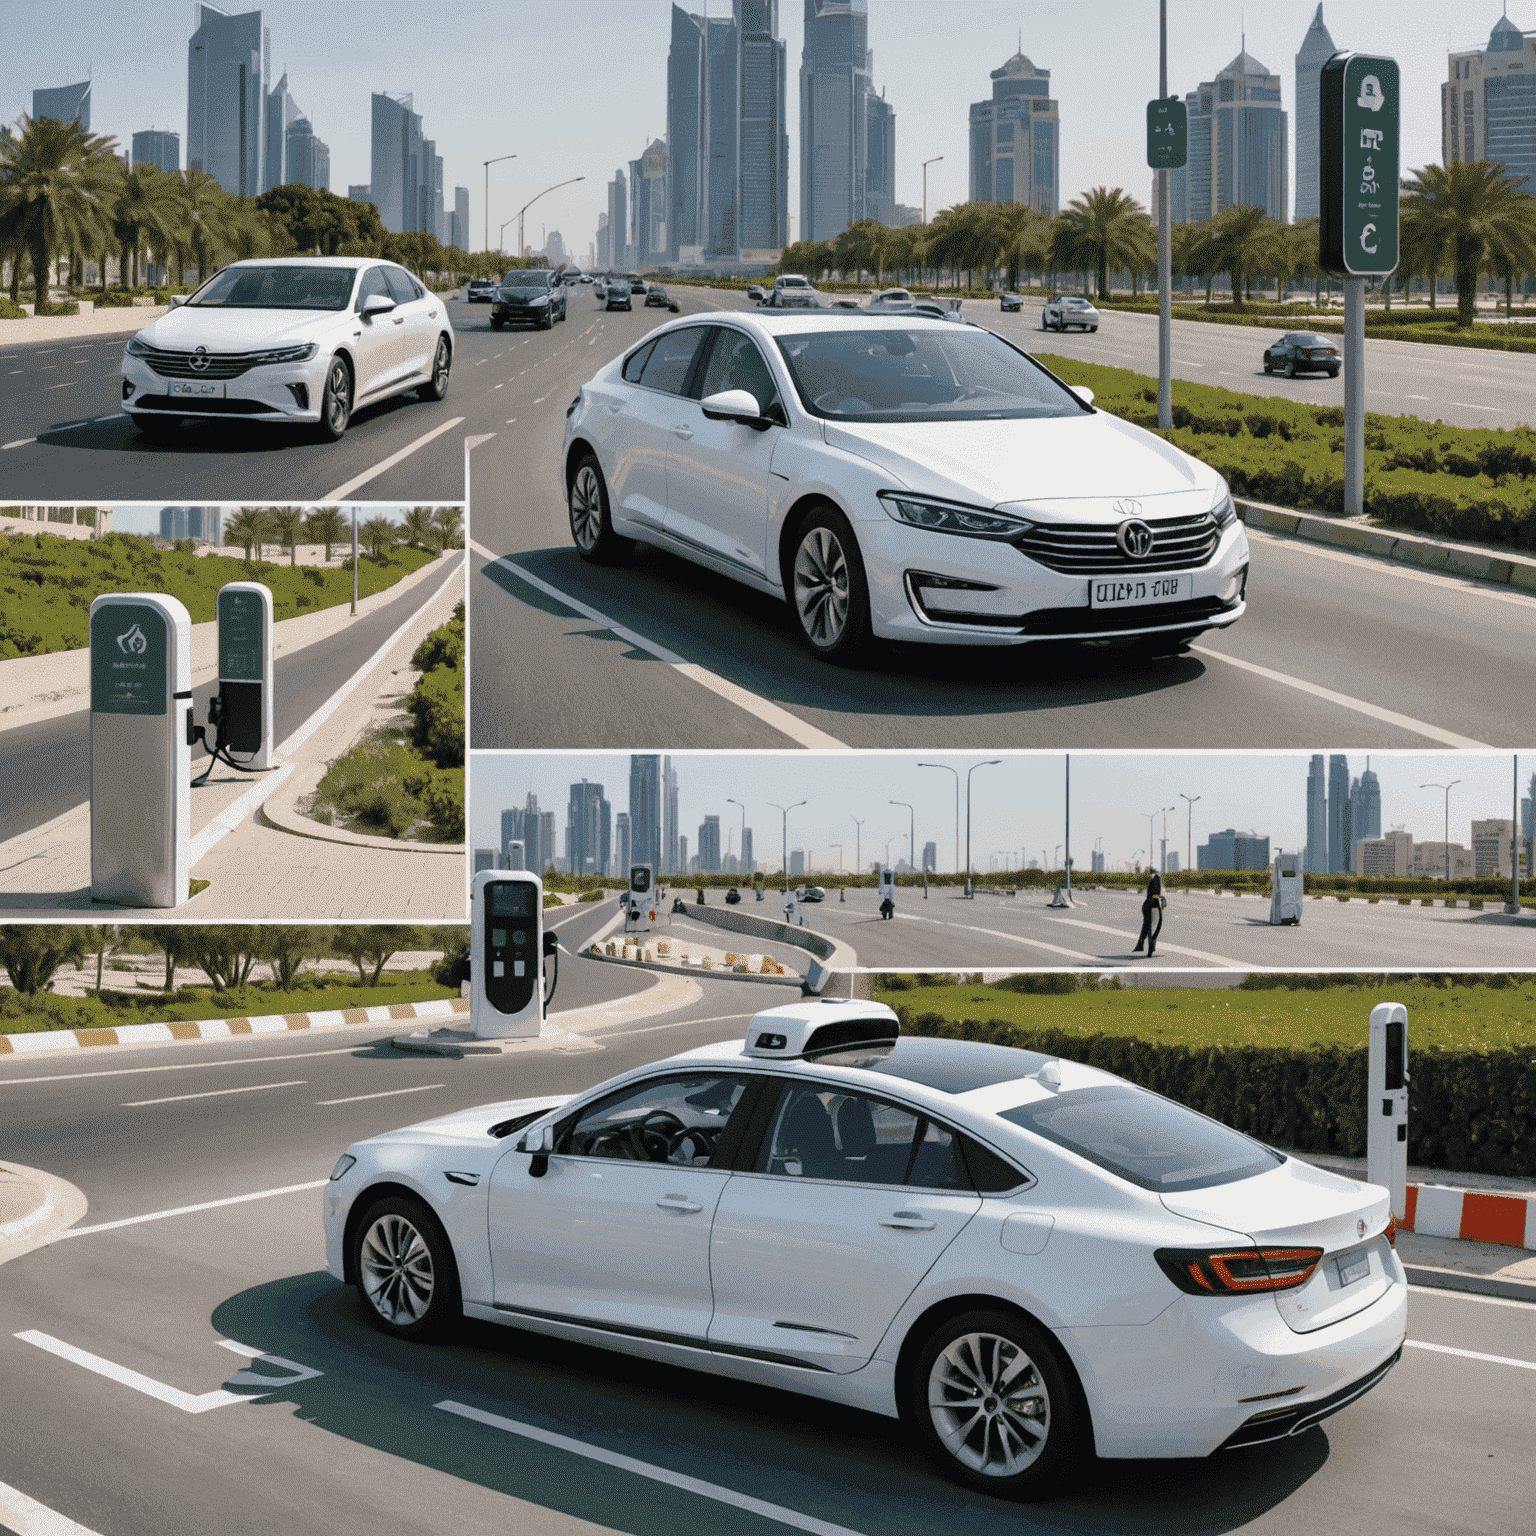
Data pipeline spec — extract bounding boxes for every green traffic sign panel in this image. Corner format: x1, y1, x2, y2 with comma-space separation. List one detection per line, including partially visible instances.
1319, 52, 1399, 277
1146, 98, 1187, 170
90, 602, 167, 716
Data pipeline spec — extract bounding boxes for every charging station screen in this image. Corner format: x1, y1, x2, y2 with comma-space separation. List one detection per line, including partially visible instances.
490, 886, 535, 917
631, 868, 651, 893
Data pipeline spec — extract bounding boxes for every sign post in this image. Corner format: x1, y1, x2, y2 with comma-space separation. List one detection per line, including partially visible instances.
1147, 2, 1186, 431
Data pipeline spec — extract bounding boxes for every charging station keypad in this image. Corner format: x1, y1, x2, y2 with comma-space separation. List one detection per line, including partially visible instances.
484, 880, 537, 1015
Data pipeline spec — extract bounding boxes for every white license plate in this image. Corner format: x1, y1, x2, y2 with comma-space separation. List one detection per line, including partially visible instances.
1090, 574, 1188, 608
169, 381, 224, 398
1339, 1254, 1371, 1286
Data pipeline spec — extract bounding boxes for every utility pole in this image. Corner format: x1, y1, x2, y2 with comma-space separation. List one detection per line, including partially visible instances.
1180, 792, 1201, 875
1157, 0, 1172, 429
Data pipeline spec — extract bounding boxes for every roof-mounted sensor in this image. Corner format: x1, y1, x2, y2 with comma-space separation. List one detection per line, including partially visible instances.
743, 999, 901, 1061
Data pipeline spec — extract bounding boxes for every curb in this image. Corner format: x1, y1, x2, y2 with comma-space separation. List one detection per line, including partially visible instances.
1235, 497, 1536, 592
1402, 1262, 1536, 1304
1404, 1183, 1536, 1251
259, 759, 465, 854
585, 947, 805, 987
0, 997, 468, 1055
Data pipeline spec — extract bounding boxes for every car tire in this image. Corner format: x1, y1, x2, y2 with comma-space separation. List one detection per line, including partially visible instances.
133, 413, 182, 441
1263, 360, 1272, 373
787, 505, 872, 665
1328, 367, 1340, 378
352, 1194, 461, 1342
569, 452, 633, 565
419, 335, 451, 402
1089, 325, 1098, 332
1285, 359, 1297, 379
490, 315, 504, 331
907, 1308, 1084, 1500
317, 354, 352, 441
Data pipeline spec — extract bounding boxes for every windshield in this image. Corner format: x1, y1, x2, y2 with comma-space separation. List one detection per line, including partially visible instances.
999, 1085, 1281, 1193
1292, 334, 1330, 346
189, 265, 355, 311
776, 326, 1085, 423
502, 270, 553, 288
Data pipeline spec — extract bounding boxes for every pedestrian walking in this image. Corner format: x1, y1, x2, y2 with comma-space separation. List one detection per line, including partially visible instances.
1133, 868, 1164, 956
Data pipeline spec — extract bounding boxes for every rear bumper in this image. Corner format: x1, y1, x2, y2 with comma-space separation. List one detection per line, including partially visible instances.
1218, 1345, 1402, 1449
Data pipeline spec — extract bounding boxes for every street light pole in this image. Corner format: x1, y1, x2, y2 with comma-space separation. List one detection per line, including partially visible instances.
768, 800, 806, 893
483, 153, 517, 254
966, 760, 1002, 898
518, 176, 586, 263
1420, 780, 1462, 881
918, 763, 959, 873
890, 800, 914, 872
922, 156, 944, 228
1180, 793, 1201, 875
850, 816, 863, 880
726, 797, 746, 879
1063, 754, 1072, 896
1157, 0, 1172, 429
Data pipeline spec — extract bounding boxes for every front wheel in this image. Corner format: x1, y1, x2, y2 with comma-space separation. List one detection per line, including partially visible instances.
1284, 358, 1298, 379
352, 1195, 460, 1341
419, 335, 450, 401
317, 355, 352, 441
568, 453, 633, 565
490, 315, 504, 331
908, 1309, 1084, 1499
787, 507, 872, 664
1328, 367, 1340, 378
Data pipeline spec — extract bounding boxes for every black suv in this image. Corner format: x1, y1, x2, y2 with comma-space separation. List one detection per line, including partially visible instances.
490, 268, 567, 330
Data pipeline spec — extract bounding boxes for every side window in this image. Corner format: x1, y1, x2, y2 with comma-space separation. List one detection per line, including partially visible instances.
757, 1087, 920, 1185
558, 1074, 749, 1167
637, 328, 707, 395
622, 340, 657, 383
355, 267, 392, 311
383, 266, 418, 305
958, 1134, 1028, 1194
906, 1118, 968, 1191
697, 330, 780, 412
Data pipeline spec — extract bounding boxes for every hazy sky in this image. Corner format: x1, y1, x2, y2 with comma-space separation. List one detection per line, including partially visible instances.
470, 751, 1528, 874
5, 1, 1496, 260
104, 503, 419, 535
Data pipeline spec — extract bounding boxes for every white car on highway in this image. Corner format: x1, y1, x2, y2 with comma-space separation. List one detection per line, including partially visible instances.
560, 311, 1248, 661
324, 1001, 1406, 1497
1041, 295, 1100, 332
120, 256, 454, 441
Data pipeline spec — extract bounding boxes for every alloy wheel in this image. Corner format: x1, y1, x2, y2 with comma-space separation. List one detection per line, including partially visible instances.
326, 359, 351, 433
360, 1212, 434, 1326
570, 466, 603, 551
432, 338, 449, 393
928, 1331, 1051, 1478
794, 526, 850, 648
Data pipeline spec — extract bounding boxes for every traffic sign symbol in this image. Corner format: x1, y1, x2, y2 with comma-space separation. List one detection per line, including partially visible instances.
1146, 97, 1187, 170
1320, 52, 1399, 277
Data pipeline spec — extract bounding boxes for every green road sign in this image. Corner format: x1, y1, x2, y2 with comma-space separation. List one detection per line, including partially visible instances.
1146, 98, 1187, 170
90, 602, 167, 716
1320, 52, 1399, 277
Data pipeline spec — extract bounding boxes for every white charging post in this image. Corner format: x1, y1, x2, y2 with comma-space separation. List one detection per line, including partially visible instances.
1367, 1002, 1409, 1219
1269, 852, 1303, 925
624, 864, 655, 933
214, 582, 274, 768
90, 593, 192, 907
471, 868, 544, 1039
878, 864, 896, 914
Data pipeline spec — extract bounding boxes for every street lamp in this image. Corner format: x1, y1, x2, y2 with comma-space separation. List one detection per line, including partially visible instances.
918, 764, 959, 872
769, 800, 806, 892
518, 176, 585, 261
966, 760, 1002, 897
890, 800, 914, 872
850, 815, 863, 879
483, 153, 517, 254
726, 798, 747, 876
1420, 780, 1462, 881
922, 156, 944, 227
1180, 793, 1201, 875
1145, 806, 1175, 874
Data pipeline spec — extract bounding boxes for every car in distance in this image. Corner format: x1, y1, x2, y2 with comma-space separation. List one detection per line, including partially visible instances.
793, 885, 826, 902
746, 284, 766, 304
1041, 295, 1099, 332
628, 274, 647, 294
774, 274, 813, 295
724, 886, 742, 904
764, 289, 824, 310
1263, 332, 1341, 379
466, 277, 497, 303
561, 310, 1249, 661
490, 268, 567, 331
999, 292, 1024, 312
603, 277, 633, 312
644, 284, 671, 308
324, 1000, 1407, 1499
120, 256, 453, 443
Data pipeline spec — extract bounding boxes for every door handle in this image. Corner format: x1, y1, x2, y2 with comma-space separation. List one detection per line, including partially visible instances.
656, 1195, 703, 1213
392, 316, 405, 326
881, 1211, 936, 1230
606, 401, 623, 413
671, 424, 694, 440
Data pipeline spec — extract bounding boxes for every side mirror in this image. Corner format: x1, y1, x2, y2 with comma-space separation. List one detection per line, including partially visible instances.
522, 1122, 555, 1177
169, 293, 188, 307
361, 293, 396, 318
701, 388, 772, 431
1071, 385, 1095, 407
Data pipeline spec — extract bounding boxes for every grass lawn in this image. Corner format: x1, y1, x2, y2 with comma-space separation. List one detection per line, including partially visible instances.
874, 980, 1536, 1054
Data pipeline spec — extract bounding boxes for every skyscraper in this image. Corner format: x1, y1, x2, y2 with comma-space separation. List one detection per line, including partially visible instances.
1180, 47, 1289, 224
133, 130, 181, 173
616, 812, 632, 878
741, 826, 754, 872
968, 50, 1060, 216
799, 0, 873, 242
607, 169, 628, 266
698, 814, 722, 872
1350, 760, 1382, 845
285, 118, 330, 191
566, 780, 611, 879
370, 92, 437, 234
629, 755, 662, 871
452, 186, 470, 252
739, 0, 790, 254
500, 806, 524, 865
33, 81, 91, 130
264, 70, 299, 191
663, 757, 680, 873
865, 88, 896, 226
1305, 754, 1328, 872
1445, 13, 1536, 194
1293, 5, 1336, 222
923, 841, 937, 872
1327, 754, 1351, 873
188, 4, 266, 196
630, 139, 669, 267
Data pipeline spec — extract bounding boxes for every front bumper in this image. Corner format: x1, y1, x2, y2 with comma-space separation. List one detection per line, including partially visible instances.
859, 514, 1250, 646
120, 350, 328, 424
493, 302, 554, 323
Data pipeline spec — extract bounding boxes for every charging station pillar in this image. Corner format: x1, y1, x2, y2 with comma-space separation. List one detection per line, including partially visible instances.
1367, 1002, 1409, 1219
90, 594, 192, 908
215, 582, 274, 768
471, 869, 544, 1039
624, 864, 655, 933
1269, 852, 1303, 925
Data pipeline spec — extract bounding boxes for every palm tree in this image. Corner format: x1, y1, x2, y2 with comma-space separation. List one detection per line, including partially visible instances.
400, 506, 435, 550
267, 507, 304, 566
305, 506, 346, 562
167, 169, 236, 283
1045, 188, 1151, 302
224, 507, 268, 563
1400, 160, 1536, 327
112, 163, 176, 290
1278, 219, 1322, 305
359, 514, 396, 559
431, 505, 463, 552
1199, 205, 1280, 312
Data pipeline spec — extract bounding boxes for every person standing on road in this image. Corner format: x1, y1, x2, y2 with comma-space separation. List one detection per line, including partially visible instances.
1133, 868, 1164, 956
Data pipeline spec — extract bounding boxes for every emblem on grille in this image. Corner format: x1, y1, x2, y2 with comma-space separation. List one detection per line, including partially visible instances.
190, 346, 209, 373
1116, 518, 1155, 560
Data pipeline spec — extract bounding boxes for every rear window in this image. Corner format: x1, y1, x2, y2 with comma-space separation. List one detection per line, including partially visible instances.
998, 1085, 1281, 1193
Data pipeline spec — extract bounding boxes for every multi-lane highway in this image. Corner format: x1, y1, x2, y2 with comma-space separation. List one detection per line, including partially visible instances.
468, 285, 1536, 751
1, 909, 1529, 1536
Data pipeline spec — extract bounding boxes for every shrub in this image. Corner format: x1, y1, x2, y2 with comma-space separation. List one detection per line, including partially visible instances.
0, 298, 28, 320
405, 663, 464, 769
32, 300, 79, 317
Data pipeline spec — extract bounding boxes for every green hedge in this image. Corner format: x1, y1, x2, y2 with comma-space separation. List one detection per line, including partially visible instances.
897, 1007, 1536, 1176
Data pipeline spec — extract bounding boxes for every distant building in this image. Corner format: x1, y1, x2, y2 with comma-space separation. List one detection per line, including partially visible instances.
865, 88, 896, 226
1413, 841, 1473, 881
678, 834, 688, 872
607, 169, 628, 267
1090, 849, 1106, 873
264, 70, 300, 191
1165, 853, 1180, 874
1179, 46, 1289, 225
923, 840, 937, 872
543, 230, 567, 265
1305, 754, 1328, 872
1350, 761, 1382, 845
1472, 818, 1518, 877
1293, 5, 1337, 222
451, 186, 469, 252
1354, 830, 1414, 877
160, 506, 221, 543
370, 91, 441, 234
566, 780, 611, 879
188, 4, 266, 196
698, 815, 722, 873
473, 848, 496, 874
968, 50, 1060, 216
347, 184, 371, 204
33, 80, 91, 130
133, 129, 181, 173
1328, 754, 1351, 873
596, 211, 609, 268
790, 849, 805, 877
663, 757, 680, 874
629, 755, 662, 871
615, 812, 632, 878
741, 827, 754, 873
1197, 829, 1271, 871
1445, 12, 1536, 193
286, 117, 329, 192
630, 138, 669, 267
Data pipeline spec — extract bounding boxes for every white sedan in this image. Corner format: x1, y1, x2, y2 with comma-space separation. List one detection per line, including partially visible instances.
324, 1000, 1406, 1499
560, 311, 1248, 661
1041, 295, 1100, 332
120, 256, 454, 441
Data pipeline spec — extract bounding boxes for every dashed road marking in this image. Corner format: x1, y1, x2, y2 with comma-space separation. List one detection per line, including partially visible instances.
0, 1477, 107, 1535
1405, 1339, 1536, 1371
122, 1078, 307, 1108
320, 415, 464, 501
60, 1179, 328, 1239
316, 1083, 445, 1106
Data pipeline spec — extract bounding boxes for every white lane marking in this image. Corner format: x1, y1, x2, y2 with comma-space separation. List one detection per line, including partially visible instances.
185, 759, 296, 866
15, 1331, 251, 1414
0, 1477, 107, 1536
122, 1078, 307, 1108
2, 437, 38, 450
1408, 1285, 1535, 1310
505, 417, 517, 424
60, 1179, 327, 1239
883, 912, 1097, 964
316, 1082, 445, 1106
436, 1401, 870, 1536
1405, 1339, 1536, 1370
1406, 394, 1429, 400
0, 1043, 386, 1086
1189, 647, 1491, 748
1451, 402, 1500, 411
1038, 914, 1247, 967
474, 542, 847, 750
320, 415, 464, 501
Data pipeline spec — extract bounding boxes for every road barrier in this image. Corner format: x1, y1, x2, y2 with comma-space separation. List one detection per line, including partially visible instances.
1402, 1184, 1536, 1250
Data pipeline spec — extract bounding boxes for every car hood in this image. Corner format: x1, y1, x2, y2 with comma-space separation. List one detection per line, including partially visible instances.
133, 307, 339, 350
366, 1093, 572, 1148
823, 412, 1220, 514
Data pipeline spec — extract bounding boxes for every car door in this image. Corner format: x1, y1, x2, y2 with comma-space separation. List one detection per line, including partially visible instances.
662, 328, 785, 582
384, 265, 437, 383
487, 1071, 755, 1341
351, 265, 406, 398
707, 1082, 981, 1373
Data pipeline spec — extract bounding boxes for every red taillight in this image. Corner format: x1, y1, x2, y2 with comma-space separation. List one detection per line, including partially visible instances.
1156, 1246, 1324, 1296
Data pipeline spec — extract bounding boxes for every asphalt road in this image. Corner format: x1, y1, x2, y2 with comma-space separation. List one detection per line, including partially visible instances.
0, 549, 464, 845
0, 924, 1529, 1536
468, 288, 1536, 751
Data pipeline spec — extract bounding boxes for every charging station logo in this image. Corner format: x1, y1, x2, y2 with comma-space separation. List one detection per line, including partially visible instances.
116, 623, 149, 656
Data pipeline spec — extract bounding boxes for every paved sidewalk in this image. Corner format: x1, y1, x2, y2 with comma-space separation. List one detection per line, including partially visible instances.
0, 304, 168, 344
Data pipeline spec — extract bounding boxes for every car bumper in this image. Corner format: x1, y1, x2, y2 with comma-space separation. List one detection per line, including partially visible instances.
493, 305, 554, 323
120, 351, 329, 424
1063, 1260, 1408, 1459
857, 516, 1250, 646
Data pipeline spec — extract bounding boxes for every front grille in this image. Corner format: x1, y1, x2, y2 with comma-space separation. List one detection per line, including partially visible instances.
1016, 596, 1235, 637
136, 345, 256, 381
137, 395, 279, 415
1014, 512, 1219, 575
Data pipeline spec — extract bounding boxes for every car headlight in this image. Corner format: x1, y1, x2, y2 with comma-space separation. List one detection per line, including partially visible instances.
1211, 488, 1237, 530
329, 1154, 356, 1181
879, 492, 1033, 541
126, 335, 153, 357
249, 342, 319, 366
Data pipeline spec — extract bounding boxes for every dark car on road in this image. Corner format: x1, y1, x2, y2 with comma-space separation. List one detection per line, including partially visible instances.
603, 277, 633, 311
644, 284, 670, 307
629, 275, 647, 294
490, 268, 567, 330
1263, 331, 1341, 379
466, 277, 496, 303
745, 284, 765, 303
999, 291, 1024, 311
725, 886, 741, 904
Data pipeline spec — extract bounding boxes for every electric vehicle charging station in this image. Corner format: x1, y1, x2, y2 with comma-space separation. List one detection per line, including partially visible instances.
878, 865, 896, 919
1270, 852, 1303, 925
624, 864, 655, 933
209, 582, 274, 769
470, 868, 547, 1039
505, 839, 525, 870
1367, 1002, 1409, 1219
89, 593, 192, 907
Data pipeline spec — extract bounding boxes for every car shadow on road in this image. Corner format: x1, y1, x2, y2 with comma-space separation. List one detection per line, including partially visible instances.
211, 1271, 1329, 1536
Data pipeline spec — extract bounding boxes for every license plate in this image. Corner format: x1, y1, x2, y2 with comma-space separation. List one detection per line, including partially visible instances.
1090, 574, 1187, 608
169, 381, 224, 398
1339, 1254, 1371, 1286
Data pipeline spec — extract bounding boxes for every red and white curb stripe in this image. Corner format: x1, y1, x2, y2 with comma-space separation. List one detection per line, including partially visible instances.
1403, 1183, 1536, 1251
0, 997, 468, 1055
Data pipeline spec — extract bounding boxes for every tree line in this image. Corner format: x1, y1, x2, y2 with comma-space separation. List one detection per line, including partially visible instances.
218, 505, 461, 565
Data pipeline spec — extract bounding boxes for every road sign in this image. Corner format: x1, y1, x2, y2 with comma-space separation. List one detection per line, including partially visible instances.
1146, 97, 1187, 170
1320, 52, 1399, 277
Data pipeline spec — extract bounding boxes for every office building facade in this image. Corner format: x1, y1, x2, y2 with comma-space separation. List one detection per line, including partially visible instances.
800, 0, 875, 242
1196, 829, 1271, 871
607, 170, 629, 267
1471, 818, 1519, 877
1327, 754, 1351, 873
923, 841, 938, 872
1305, 754, 1328, 872
630, 139, 670, 267
1350, 762, 1382, 846
566, 781, 611, 879
370, 92, 441, 235
615, 812, 632, 878
698, 815, 722, 873
285, 118, 329, 191
741, 827, 754, 873
451, 186, 470, 252
739, 1, 790, 254
188, 4, 266, 196
1445, 13, 1536, 194
629, 755, 662, 872
1180, 48, 1289, 224
133, 129, 181, 173
1293, 5, 1336, 221
1354, 829, 1414, 877
264, 70, 299, 191
33, 81, 91, 130
159, 506, 221, 543
968, 51, 1060, 216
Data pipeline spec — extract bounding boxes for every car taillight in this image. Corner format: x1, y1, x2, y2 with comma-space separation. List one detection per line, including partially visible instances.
1155, 1246, 1324, 1296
